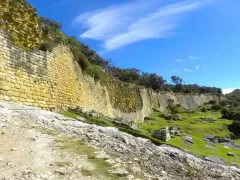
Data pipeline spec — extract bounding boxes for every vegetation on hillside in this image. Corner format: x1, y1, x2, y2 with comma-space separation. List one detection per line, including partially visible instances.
60, 100, 240, 167
220, 89, 240, 138
38, 17, 222, 94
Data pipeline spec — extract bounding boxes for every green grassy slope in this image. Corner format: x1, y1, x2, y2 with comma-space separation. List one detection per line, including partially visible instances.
59, 105, 240, 167
138, 107, 240, 166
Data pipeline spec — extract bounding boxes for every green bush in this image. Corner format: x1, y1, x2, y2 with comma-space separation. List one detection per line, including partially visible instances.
39, 41, 54, 52
201, 107, 208, 112
208, 100, 217, 104
211, 104, 222, 111
221, 107, 240, 120
228, 120, 240, 138
168, 104, 180, 114
76, 51, 90, 72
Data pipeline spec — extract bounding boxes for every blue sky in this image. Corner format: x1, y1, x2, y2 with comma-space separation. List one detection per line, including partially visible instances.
27, 0, 240, 93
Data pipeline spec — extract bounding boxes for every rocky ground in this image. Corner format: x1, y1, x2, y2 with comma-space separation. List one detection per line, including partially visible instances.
1, 102, 240, 180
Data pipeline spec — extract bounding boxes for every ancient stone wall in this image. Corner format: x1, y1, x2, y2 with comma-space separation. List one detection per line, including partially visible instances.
0, 30, 223, 121
0, 0, 42, 49
0, 30, 112, 115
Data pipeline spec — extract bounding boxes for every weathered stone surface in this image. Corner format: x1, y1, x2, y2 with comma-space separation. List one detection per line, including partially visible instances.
205, 157, 226, 165
184, 136, 193, 144
153, 127, 171, 141
227, 152, 235, 157
204, 135, 218, 143
1, 101, 240, 180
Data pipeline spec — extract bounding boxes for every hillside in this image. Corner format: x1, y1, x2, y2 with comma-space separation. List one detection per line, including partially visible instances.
226, 89, 240, 106
1, 101, 240, 180
1, 1, 240, 180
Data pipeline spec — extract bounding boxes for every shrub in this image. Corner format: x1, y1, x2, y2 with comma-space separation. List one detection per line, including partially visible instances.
39, 41, 54, 52
221, 107, 240, 120
211, 104, 222, 111
168, 104, 181, 114
220, 100, 230, 107
76, 52, 90, 72
201, 107, 208, 112
228, 121, 240, 138
208, 100, 217, 104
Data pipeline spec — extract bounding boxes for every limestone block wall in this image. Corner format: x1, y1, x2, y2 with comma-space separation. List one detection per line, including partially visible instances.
0, 30, 112, 117
0, 30, 224, 122
0, 0, 42, 49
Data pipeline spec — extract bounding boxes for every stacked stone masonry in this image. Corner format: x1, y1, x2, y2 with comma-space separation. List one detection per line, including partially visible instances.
0, 0, 42, 49
0, 30, 224, 121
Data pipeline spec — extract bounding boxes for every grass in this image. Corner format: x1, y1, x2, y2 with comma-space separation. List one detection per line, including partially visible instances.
55, 137, 119, 179
59, 110, 165, 146
34, 126, 59, 136
138, 107, 240, 166
59, 106, 240, 167
81, 168, 94, 177
59, 111, 79, 119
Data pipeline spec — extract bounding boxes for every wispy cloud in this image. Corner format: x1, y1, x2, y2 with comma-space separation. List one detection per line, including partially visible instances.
184, 68, 192, 72
73, 0, 213, 51
175, 59, 184, 63
196, 65, 200, 69
189, 55, 199, 60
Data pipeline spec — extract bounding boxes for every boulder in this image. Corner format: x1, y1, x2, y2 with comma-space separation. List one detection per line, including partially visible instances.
153, 127, 171, 142
161, 114, 183, 121
204, 135, 218, 143
174, 131, 181, 136
184, 136, 193, 144
227, 152, 235, 157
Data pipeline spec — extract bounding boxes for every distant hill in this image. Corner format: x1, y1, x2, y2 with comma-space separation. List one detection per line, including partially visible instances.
226, 89, 240, 106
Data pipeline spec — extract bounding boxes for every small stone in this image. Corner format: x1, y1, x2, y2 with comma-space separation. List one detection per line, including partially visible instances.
227, 152, 235, 157
55, 168, 67, 175
105, 159, 115, 165
11, 148, 17, 151
134, 158, 139, 161
110, 168, 128, 176
184, 136, 193, 144
95, 151, 109, 160
127, 175, 134, 180
6, 161, 12, 166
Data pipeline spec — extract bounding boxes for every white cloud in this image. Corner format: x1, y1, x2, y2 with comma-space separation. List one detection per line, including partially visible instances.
184, 68, 192, 72
196, 65, 200, 69
222, 88, 240, 94
189, 55, 199, 60
176, 59, 184, 63
73, 0, 212, 51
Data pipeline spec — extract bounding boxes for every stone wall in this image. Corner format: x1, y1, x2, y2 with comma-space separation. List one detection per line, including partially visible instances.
0, 30, 223, 121
0, 0, 42, 49
0, 30, 112, 115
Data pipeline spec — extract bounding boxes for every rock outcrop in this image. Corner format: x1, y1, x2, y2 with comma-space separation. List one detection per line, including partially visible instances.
1, 101, 240, 179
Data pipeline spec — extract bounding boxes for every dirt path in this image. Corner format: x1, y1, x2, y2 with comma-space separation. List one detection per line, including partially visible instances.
0, 110, 126, 180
